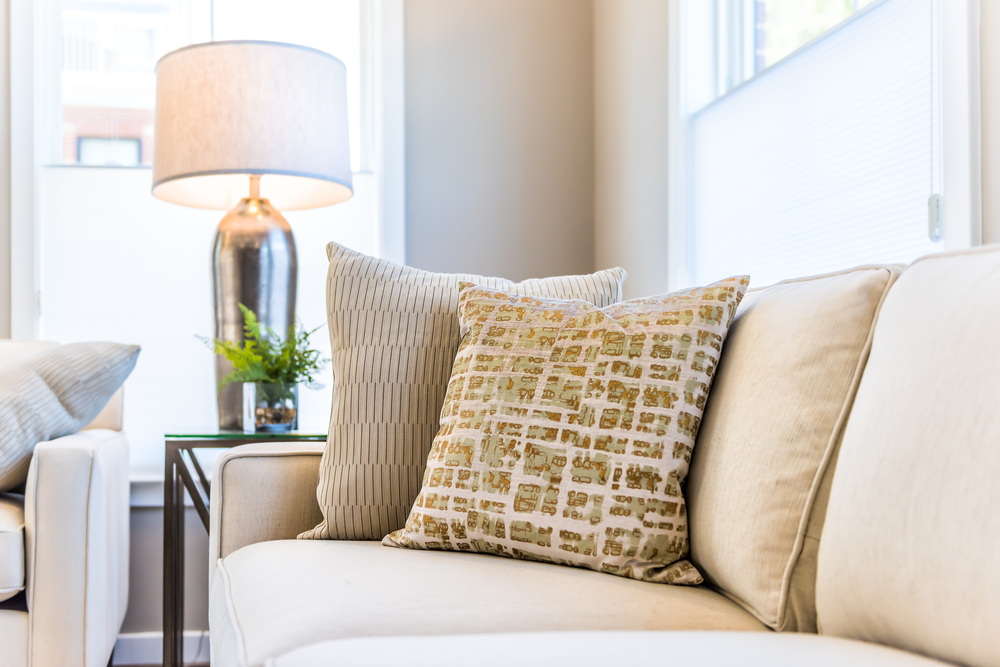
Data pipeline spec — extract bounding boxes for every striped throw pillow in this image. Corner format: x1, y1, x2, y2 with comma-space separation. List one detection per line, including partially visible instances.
299, 243, 627, 540
0, 342, 140, 490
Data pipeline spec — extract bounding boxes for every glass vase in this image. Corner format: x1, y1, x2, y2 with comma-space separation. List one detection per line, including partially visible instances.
248, 382, 298, 433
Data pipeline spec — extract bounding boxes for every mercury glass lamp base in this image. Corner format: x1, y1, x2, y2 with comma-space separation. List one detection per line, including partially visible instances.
212, 194, 297, 430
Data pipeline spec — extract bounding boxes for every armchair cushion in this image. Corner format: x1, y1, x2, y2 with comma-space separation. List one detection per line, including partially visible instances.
0, 342, 139, 490
0, 494, 24, 602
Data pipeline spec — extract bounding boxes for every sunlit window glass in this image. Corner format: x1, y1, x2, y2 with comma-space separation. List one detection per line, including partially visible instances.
754, 0, 878, 73
58, 0, 361, 170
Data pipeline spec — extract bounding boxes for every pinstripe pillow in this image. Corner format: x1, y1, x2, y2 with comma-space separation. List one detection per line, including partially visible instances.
300, 243, 627, 540
0, 342, 140, 490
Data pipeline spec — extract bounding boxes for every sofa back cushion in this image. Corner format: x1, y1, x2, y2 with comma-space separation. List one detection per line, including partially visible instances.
816, 247, 1000, 666
686, 265, 901, 631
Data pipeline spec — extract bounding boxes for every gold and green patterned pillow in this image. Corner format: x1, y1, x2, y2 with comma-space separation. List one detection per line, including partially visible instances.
383, 276, 749, 584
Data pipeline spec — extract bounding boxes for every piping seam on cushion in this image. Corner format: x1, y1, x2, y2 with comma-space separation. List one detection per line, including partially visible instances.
217, 558, 251, 667
773, 265, 902, 631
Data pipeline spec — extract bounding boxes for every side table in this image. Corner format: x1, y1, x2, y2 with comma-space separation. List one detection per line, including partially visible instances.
163, 432, 326, 667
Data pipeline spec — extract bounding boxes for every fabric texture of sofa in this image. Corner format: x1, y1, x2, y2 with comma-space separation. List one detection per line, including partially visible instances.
0, 341, 130, 667
208, 246, 1000, 667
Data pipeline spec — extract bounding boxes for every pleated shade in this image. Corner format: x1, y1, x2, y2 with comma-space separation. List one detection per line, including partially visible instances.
152, 40, 353, 211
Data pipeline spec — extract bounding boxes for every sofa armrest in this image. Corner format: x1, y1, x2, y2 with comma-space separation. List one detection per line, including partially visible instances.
24, 429, 129, 667
209, 442, 325, 584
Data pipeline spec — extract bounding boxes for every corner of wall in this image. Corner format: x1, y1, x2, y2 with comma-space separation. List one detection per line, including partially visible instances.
980, 0, 999, 245
592, 0, 672, 300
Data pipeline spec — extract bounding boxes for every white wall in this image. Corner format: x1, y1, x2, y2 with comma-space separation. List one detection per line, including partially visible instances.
593, 0, 672, 299
403, 0, 595, 281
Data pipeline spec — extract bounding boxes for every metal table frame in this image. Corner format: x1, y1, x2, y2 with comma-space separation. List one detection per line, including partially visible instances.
163, 433, 326, 667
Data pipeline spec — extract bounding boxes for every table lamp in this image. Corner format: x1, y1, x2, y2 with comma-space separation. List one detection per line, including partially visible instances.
152, 40, 353, 430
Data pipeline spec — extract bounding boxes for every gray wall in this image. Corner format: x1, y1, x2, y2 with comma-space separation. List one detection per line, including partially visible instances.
593, 0, 671, 300
403, 0, 595, 281
121, 506, 209, 634
980, 2, 1000, 245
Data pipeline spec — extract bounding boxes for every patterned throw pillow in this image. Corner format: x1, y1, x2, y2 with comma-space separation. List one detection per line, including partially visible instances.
384, 276, 749, 584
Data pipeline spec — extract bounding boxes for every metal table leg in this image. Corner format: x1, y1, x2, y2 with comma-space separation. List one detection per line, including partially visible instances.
161, 434, 324, 666
163, 445, 185, 667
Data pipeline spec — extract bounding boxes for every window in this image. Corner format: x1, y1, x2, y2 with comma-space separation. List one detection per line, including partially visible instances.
714, 0, 881, 95
669, 0, 979, 290
23, 0, 403, 477
77, 136, 142, 166
52, 0, 363, 171
54, 0, 205, 167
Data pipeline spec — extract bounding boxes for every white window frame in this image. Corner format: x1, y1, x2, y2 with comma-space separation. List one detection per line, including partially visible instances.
7, 0, 406, 338
667, 0, 981, 291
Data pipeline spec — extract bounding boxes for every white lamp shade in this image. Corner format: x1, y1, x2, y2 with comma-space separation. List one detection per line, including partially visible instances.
152, 40, 353, 211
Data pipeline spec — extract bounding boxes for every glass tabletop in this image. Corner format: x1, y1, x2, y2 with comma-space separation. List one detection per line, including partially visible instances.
165, 432, 326, 441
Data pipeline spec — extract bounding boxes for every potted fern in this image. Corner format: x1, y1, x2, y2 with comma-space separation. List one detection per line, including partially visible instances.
201, 304, 327, 432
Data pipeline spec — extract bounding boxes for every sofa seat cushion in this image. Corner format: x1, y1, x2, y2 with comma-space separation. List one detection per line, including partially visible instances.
210, 541, 766, 667
0, 609, 28, 667
267, 631, 950, 667
0, 494, 24, 602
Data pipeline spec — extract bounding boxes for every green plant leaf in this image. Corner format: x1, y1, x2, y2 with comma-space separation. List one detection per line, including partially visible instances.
198, 303, 329, 391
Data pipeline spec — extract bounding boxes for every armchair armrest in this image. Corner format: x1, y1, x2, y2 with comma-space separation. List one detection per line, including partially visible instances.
209, 442, 324, 584
24, 429, 129, 667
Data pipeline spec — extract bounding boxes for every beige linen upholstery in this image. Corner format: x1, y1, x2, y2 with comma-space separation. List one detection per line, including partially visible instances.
210, 540, 766, 667
0, 611, 27, 667
25, 430, 129, 667
686, 266, 900, 631
303, 243, 628, 540
267, 632, 950, 667
817, 246, 1000, 667
0, 495, 24, 602
209, 442, 325, 584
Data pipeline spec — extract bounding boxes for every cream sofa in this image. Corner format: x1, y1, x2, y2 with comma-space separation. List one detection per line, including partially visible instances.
208, 246, 999, 667
0, 341, 130, 667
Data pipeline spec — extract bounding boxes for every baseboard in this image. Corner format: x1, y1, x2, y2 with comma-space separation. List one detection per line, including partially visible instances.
113, 631, 210, 665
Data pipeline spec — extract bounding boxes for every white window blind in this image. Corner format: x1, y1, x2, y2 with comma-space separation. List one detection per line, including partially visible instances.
690, 0, 940, 288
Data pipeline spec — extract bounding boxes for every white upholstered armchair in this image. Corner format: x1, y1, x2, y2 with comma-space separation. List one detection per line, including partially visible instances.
0, 341, 130, 667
